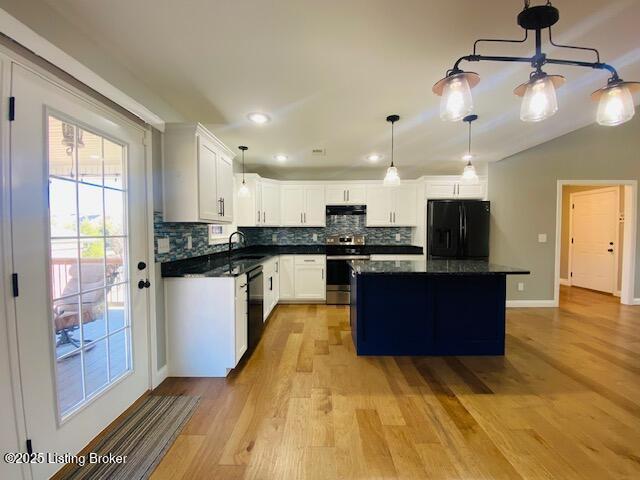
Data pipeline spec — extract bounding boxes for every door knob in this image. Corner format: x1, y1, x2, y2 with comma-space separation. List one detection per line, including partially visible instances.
607, 248, 614, 252
138, 279, 151, 289
137, 261, 147, 270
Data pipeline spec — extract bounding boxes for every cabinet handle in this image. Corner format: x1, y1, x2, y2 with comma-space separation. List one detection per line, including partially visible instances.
222, 198, 225, 216
275, 262, 278, 273
257, 210, 260, 223
304, 259, 314, 262
304, 212, 306, 223
347, 190, 350, 201
389, 212, 392, 223
263, 211, 266, 223
300, 212, 303, 224
343, 190, 346, 201
322, 268, 324, 279
393, 212, 396, 223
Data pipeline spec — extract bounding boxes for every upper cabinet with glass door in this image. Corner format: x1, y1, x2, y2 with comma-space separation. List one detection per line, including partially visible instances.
163, 123, 235, 223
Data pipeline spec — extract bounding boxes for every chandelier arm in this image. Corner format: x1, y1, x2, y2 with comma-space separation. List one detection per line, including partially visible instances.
472, 31, 529, 56
449, 55, 619, 81
548, 27, 600, 64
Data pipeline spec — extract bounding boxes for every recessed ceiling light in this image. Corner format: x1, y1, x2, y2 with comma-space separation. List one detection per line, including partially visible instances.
247, 112, 271, 124
274, 154, 288, 162
367, 153, 382, 162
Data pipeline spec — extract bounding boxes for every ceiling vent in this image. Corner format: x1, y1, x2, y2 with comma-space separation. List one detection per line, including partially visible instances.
311, 148, 326, 156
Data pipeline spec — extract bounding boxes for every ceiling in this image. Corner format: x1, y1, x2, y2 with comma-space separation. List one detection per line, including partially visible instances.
3, 0, 640, 179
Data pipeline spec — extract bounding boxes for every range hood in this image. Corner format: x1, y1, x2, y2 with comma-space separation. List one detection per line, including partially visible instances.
326, 205, 366, 216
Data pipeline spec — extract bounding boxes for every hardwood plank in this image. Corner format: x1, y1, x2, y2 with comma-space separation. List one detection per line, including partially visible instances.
148, 286, 640, 479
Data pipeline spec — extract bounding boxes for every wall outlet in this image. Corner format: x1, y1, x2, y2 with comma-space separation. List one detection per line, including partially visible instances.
312, 233, 318, 241
395, 233, 401, 241
517, 282, 525, 292
538, 233, 547, 243
272, 233, 278, 243
157, 238, 170, 254
186, 235, 192, 250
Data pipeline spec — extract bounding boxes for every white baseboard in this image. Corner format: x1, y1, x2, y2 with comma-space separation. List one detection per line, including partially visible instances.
506, 300, 557, 308
559, 278, 570, 286
634, 298, 640, 306
614, 290, 621, 298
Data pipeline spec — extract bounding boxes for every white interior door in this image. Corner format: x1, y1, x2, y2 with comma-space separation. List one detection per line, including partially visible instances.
10, 63, 150, 479
570, 187, 618, 293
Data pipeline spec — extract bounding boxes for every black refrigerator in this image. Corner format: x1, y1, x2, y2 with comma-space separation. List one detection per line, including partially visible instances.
427, 200, 490, 259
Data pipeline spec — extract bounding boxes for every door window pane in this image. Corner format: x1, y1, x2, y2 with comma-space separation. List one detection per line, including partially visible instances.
78, 129, 103, 186
104, 189, 125, 235
79, 184, 104, 236
49, 178, 78, 237
56, 353, 84, 414
108, 329, 129, 381
47, 115, 132, 418
103, 139, 124, 189
83, 339, 108, 397
51, 239, 79, 298
48, 117, 76, 180
54, 296, 82, 357
80, 239, 105, 291
81, 292, 106, 345
107, 284, 127, 332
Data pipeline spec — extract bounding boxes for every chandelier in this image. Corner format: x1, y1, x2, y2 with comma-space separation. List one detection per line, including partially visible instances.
433, 1, 639, 126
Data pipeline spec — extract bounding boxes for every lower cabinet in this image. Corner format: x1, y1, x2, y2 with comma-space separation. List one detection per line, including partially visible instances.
262, 256, 280, 320
279, 254, 326, 302
165, 275, 248, 377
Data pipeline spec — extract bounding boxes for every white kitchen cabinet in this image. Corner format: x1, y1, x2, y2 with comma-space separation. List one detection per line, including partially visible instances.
326, 184, 367, 205
262, 256, 280, 320
280, 185, 326, 226
294, 255, 326, 300
425, 179, 487, 199
163, 123, 234, 223
234, 276, 248, 363
235, 174, 280, 227
261, 182, 281, 226
365, 184, 417, 227
279, 255, 295, 300
165, 275, 246, 377
279, 255, 325, 302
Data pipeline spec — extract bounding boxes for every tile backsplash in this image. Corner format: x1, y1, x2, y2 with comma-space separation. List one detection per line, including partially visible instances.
240, 214, 412, 246
155, 212, 413, 263
153, 212, 237, 263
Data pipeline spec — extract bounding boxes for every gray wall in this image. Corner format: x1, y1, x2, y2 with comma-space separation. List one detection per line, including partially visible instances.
489, 115, 640, 301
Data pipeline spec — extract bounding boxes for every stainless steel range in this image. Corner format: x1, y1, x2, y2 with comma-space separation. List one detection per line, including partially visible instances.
325, 234, 368, 305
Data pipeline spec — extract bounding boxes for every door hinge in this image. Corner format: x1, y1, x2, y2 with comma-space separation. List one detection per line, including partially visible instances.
570, 272, 573, 278
26, 439, 33, 455
572, 203, 575, 209
9, 96, 15, 121
11, 273, 18, 297
571, 237, 574, 244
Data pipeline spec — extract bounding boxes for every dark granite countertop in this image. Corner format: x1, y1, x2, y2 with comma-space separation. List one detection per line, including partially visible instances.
348, 259, 530, 276
161, 244, 424, 278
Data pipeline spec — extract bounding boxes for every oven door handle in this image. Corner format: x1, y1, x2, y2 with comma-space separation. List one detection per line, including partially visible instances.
326, 255, 371, 260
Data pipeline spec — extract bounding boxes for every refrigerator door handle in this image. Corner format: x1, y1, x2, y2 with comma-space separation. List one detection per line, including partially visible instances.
462, 204, 468, 255
458, 204, 465, 257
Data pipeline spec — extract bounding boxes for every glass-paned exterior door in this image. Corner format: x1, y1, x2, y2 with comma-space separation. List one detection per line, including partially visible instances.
48, 115, 131, 418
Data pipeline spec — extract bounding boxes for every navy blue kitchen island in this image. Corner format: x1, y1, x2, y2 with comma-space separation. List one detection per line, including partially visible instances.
349, 260, 529, 356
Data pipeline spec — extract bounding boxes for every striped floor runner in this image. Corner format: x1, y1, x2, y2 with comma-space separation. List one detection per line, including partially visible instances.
63, 395, 199, 480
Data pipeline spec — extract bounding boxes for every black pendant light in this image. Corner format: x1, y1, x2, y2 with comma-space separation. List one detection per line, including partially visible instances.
433, 1, 639, 125
237, 145, 249, 198
383, 115, 401, 186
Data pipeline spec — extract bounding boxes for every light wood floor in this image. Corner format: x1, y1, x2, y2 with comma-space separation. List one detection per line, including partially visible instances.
151, 286, 640, 479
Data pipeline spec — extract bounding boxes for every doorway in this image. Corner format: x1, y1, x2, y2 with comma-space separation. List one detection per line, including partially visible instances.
8, 62, 150, 479
556, 181, 637, 305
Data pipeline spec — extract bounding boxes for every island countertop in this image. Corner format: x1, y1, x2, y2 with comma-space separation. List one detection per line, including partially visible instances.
349, 259, 530, 276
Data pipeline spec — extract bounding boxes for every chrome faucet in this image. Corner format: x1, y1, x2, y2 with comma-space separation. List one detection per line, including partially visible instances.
228, 231, 246, 257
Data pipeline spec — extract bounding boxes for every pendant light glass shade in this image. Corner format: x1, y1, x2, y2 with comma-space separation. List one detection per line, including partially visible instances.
596, 84, 635, 126
383, 165, 401, 186
461, 162, 478, 183
237, 181, 250, 198
440, 75, 474, 122
519, 75, 559, 122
